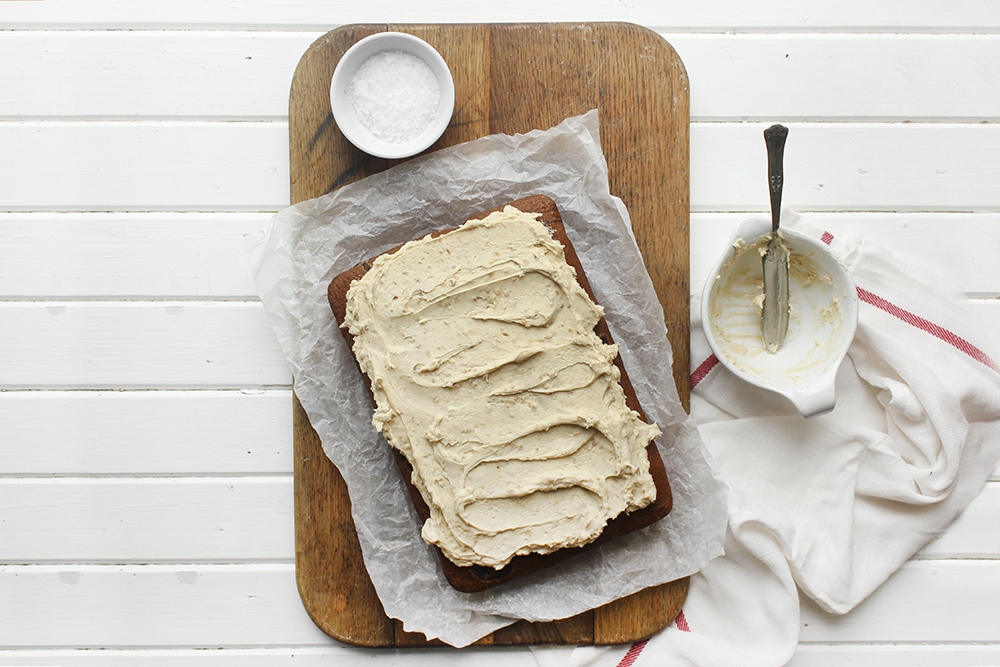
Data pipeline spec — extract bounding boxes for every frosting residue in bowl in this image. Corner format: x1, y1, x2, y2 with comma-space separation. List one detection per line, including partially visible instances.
708, 233, 849, 388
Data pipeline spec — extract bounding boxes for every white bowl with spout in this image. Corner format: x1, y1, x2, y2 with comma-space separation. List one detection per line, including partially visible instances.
701, 217, 859, 418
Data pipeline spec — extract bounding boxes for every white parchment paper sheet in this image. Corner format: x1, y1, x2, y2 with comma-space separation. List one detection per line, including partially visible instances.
245, 111, 727, 647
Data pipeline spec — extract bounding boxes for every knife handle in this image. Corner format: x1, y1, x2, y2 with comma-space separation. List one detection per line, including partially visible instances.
764, 124, 788, 234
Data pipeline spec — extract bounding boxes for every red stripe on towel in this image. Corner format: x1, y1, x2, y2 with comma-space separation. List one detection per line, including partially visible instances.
612, 611, 690, 665
856, 287, 999, 372
617, 639, 648, 667
691, 354, 720, 389
816, 231, 996, 373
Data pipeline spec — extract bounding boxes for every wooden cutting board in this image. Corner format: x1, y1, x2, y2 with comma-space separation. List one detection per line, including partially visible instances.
289, 22, 691, 648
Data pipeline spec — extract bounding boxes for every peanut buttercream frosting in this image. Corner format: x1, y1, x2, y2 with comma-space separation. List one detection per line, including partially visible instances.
343, 206, 659, 569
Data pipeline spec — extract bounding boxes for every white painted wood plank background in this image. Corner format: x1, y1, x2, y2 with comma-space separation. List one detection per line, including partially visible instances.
1, 2, 999, 665
1, 479, 996, 563
4, 0, 1000, 30
1, 561, 998, 646
0, 213, 272, 298
0, 390, 292, 474
0, 302, 291, 389
6, 122, 1000, 211
7, 32, 1000, 121
0, 648, 542, 667
3, 212, 998, 299
0, 299, 996, 389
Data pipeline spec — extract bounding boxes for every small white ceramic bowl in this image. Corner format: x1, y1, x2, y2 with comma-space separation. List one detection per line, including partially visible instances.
330, 32, 455, 160
701, 217, 859, 418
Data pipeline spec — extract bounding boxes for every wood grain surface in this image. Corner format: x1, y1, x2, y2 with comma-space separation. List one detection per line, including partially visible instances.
288, 22, 690, 648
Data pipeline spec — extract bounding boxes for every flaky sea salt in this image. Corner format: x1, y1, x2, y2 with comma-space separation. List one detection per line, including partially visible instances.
349, 50, 441, 144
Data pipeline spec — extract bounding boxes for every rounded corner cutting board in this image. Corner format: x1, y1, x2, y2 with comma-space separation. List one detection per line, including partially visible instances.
289, 22, 691, 648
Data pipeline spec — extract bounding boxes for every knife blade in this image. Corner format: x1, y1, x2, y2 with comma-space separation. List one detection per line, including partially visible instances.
761, 124, 790, 353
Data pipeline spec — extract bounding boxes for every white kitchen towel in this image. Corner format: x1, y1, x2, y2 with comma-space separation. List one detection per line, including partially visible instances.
534, 212, 1000, 667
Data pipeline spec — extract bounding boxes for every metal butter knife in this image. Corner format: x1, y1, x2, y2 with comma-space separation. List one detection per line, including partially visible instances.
761, 124, 790, 353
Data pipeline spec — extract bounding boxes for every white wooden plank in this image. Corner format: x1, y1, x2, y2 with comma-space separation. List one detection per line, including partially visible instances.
0, 302, 291, 389
7, 121, 1000, 212
688, 122, 1000, 213
0, 1, 636, 30
799, 560, 1000, 642
8, 32, 1000, 122
0, 564, 328, 647
0, 647, 541, 667
3, 211, 998, 299
0, 121, 289, 212
2, 0, 1000, 30
0, 478, 294, 562
918, 482, 1000, 557
0, 390, 292, 475
1, 298, 996, 389
0, 646, 997, 667
789, 644, 1000, 667
2, 388, 996, 479
669, 33, 1000, 122
0, 31, 317, 119
1, 561, 998, 648
0, 213, 270, 298
0, 474, 995, 564
690, 212, 1000, 298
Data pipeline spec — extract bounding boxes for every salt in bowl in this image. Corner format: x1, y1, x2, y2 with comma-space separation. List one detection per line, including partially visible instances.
330, 32, 455, 160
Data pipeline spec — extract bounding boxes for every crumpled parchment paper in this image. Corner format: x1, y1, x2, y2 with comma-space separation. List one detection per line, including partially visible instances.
245, 110, 728, 648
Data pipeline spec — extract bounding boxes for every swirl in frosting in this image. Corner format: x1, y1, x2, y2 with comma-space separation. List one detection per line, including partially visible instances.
343, 206, 659, 569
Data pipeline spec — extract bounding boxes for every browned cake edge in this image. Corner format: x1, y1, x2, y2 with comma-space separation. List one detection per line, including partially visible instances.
327, 194, 673, 593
